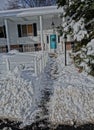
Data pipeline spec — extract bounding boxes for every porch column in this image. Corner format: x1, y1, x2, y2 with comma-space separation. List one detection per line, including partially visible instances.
4, 19, 10, 52
39, 15, 44, 51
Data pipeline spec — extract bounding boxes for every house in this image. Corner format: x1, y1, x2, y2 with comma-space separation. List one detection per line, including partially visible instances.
0, 6, 72, 53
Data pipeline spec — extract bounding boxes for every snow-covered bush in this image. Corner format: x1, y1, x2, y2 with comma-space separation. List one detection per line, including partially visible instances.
57, 0, 94, 76
49, 54, 94, 126
72, 39, 94, 76
49, 84, 94, 126
0, 70, 33, 122
86, 39, 94, 75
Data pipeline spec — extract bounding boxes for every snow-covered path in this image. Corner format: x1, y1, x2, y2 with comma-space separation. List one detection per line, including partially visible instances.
35, 57, 57, 109
17, 54, 59, 127
32, 55, 59, 117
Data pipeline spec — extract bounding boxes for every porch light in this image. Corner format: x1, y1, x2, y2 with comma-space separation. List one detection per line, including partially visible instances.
51, 21, 55, 33
51, 21, 55, 28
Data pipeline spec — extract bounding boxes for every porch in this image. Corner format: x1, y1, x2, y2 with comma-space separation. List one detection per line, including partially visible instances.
0, 6, 63, 53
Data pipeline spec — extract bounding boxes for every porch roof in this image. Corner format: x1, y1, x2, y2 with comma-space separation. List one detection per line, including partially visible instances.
0, 6, 63, 18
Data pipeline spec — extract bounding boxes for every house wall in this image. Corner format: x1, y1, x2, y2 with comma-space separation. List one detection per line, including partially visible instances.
16, 18, 40, 45
0, 15, 64, 52
0, 38, 7, 46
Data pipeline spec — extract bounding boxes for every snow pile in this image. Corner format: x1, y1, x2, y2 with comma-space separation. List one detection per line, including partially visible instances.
49, 53, 94, 126
0, 69, 33, 122
8, 49, 19, 54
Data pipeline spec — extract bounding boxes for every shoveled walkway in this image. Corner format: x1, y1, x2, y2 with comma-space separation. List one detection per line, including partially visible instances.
33, 53, 59, 115
22, 53, 59, 129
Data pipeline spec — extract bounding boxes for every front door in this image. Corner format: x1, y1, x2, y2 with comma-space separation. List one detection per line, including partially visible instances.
50, 34, 57, 49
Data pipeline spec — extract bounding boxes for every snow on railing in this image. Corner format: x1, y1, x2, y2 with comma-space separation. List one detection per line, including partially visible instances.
0, 51, 48, 76
34, 51, 48, 75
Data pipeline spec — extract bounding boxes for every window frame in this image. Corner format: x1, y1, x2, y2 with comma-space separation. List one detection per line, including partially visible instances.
18, 24, 36, 37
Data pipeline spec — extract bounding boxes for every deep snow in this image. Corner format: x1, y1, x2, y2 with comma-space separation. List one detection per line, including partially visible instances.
49, 53, 94, 126
0, 51, 94, 128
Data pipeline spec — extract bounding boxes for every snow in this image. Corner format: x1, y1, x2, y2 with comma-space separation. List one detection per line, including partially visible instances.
0, 70, 33, 122
62, 16, 88, 42
49, 53, 94, 126
0, 51, 49, 128
72, 18, 88, 41
8, 49, 19, 54
71, 38, 94, 74
0, 51, 94, 128
87, 39, 94, 55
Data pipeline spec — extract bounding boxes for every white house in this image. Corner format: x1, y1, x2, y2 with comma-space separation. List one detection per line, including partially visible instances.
0, 6, 64, 53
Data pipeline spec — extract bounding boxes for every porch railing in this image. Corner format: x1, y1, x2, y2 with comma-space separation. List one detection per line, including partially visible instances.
0, 51, 48, 76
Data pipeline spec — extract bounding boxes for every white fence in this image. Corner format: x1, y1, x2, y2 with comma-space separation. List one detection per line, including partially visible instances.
0, 51, 48, 76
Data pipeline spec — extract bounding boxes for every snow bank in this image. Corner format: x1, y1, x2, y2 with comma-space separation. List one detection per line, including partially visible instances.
0, 70, 33, 122
8, 49, 19, 54
49, 54, 94, 126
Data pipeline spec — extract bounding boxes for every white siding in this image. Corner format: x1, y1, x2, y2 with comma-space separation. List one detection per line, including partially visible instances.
17, 36, 40, 45
0, 15, 61, 46
0, 38, 7, 46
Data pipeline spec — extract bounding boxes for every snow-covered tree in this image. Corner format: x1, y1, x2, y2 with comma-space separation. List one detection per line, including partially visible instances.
57, 0, 94, 76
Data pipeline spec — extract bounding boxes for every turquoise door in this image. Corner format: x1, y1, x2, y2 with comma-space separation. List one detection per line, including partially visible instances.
50, 34, 57, 49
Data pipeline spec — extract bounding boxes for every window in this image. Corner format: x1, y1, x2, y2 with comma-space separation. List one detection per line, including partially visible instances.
22, 25, 27, 36
0, 26, 6, 38
27, 24, 33, 36
17, 23, 37, 37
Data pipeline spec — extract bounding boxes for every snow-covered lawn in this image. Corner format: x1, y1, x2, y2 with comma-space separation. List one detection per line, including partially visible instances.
49, 53, 94, 126
0, 51, 94, 128
0, 51, 48, 127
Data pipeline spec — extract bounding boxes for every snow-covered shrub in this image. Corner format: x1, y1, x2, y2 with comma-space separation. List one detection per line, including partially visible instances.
57, 0, 94, 76
0, 71, 33, 122
72, 18, 88, 41
72, 39, 94, 76
49, 55, 94, 126
86, 39, 94, 75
